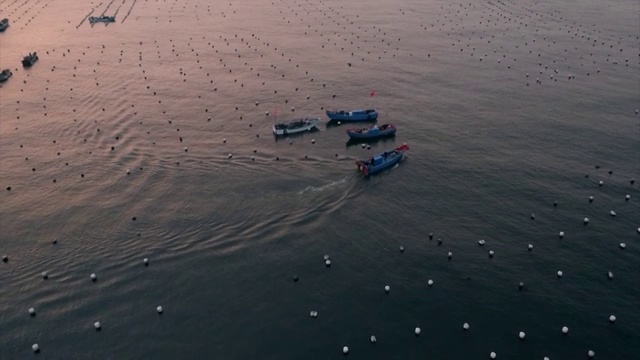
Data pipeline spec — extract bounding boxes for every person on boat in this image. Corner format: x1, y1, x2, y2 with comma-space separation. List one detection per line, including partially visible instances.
372, 124, 378, 130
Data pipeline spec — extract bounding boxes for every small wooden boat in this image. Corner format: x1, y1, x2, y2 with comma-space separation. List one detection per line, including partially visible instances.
355, 144, 409, 176
89, 15, 116, 23
347, 123, 396, 140
326, 109, 378, 122
0, 18, 9, 32
272, 118, 320, 135
22, 52, 38, 67
0, 69, 12, 82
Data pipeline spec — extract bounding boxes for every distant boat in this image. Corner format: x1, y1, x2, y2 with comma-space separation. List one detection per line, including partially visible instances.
272, 118, 320, 136
355, 144, 409, 176
346, 123, 396, 140
22, 52, 38, 67
0, 18, 9, 32
0, 69, 12, 82
326, 109, 378, 122
89, 15, 116, 24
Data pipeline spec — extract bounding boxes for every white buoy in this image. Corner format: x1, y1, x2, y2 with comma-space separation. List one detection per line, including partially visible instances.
126, 169, 130, 175
589, 196, 594, 202
309, 310, 318, 318
143, 258, 149, 266
609, 315, 616, 323
530, 213, 535, 220
324, 255, 330, 260
90, 273, 97, 281
41, 271, 48, 279
342, 346, 349, 354
544, 357, 550, 360
584, 217, 589, 224
562, 326, 569, 334
588, 350, 595, 358
528, 244, 533, 251
223, 138, 226, 143
625, 194, 630, 201
478, 239, 485, 246
399, 246, 404, 252
325, 259, 331, 267
184, 147, 188, 152
311, 139, 315, 144
608, 271, 614, 279
32, 344, 39, 353
599, 180, 604, 186
29, 307, 36, 316
384, 285, 390, 293
490, 351, 497, 359
559, 231, 565, 239
610, 210, 616, 217
156, 306, 163, 314
557, 271, 563, 277
488, 250, 495, 257
463, 323, 470, 330
370, 335, 377, 343
448, 252, 452, 259
227, 153, 232, 159
519, 331, 526, 339
94, 321, 101, 330
619, 243, 626, 249
428, 279, 434, 286
414, 327, 421, 335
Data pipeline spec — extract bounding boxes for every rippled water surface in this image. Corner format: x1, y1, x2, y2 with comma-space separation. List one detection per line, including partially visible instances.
1, 0, 639, 358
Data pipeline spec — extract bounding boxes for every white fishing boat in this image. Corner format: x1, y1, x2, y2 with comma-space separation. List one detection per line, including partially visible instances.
272, 118, 320, 136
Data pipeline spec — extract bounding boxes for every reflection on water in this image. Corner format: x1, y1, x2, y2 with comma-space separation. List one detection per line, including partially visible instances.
1, 0, 639, 358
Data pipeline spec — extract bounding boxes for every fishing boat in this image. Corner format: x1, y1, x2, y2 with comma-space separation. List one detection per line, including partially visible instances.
272, 118, 320, 136
346, 123, 396, 140
355, 144, 409, 176
326, 109, 378, 122
89, 15, 116, 24
22, 52, 38, 67
0, 18, 9, 32
0, 69, 12, 82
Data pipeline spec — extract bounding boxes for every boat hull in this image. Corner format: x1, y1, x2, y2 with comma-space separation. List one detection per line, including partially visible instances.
326, 109, 378, 122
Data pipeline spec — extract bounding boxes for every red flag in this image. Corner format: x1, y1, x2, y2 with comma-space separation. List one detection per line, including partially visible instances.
370, 90, 375, 97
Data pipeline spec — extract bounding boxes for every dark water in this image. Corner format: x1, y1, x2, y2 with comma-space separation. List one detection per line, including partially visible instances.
1, 0, 639, 358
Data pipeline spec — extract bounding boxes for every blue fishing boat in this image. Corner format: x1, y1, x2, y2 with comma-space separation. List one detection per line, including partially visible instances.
0, 18, 9, 32
0, 69, 12, 82
326, 109, 378, 122
346, 123, 396, 140
22, 52, 38, 67
355, 144, 409, 176
89, 15, 116, 24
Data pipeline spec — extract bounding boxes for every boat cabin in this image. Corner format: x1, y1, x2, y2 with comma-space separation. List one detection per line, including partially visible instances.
371, 155, 384, 166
